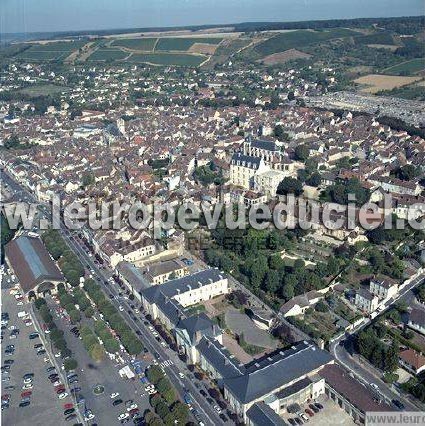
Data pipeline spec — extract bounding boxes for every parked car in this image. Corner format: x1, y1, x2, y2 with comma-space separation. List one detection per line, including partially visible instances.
309, 404, 319, 413
305, 408, 314, 417
113, 399, 123, 406
392, 399, 405, 411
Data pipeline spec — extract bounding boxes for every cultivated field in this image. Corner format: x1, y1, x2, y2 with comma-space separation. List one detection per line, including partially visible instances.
111, 38, 157, 51
156, 37, 222, 51
15, 41, 87, 61
126, 53, 206, 66
382, 58, 425, 75
261, 48, 312, 65
87, 49, 130, 61
253, 28, 357, 57
354, 74, 422, 93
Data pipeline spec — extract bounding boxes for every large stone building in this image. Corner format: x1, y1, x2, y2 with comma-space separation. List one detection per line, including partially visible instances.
140, 268, 229, 329
5, 235, 64, 298
230, 153, 268, 190
223, 341, 333, 422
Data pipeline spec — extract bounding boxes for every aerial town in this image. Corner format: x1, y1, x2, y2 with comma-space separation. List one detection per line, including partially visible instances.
1, 5, 425, 426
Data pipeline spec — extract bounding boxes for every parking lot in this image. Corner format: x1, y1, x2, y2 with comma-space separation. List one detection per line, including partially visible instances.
281, 395, 355, 426
1, 287, 70, 426
43, 295, 151, 425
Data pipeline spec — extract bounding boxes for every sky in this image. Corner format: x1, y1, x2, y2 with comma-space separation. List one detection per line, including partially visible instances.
1, 0, 424, 34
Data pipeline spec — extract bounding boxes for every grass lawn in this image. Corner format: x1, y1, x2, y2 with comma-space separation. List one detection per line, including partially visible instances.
111, 38, 157, 51
18, 84, 71, 98
156, 37, 222, 51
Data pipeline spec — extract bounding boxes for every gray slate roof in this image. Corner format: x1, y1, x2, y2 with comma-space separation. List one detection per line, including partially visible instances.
246, 402, 288, 426
231, 153, 262, 169
224, 341, 333, 404
197, 335, 245, 379
251, 139, 278, 152
176, 313, 220, 345
140, 268, 226, 303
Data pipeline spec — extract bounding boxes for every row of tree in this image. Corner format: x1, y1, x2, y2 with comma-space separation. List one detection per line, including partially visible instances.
35, 298, 77, 371
145, 365, 189, 426
83, 279, 143, 355
43, 229, 84, 287
356, 326, 399, 373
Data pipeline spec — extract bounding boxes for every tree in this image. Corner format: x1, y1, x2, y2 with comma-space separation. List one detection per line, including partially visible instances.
315, 301, 329, 312
162, 387, 176, 405
64, 358, 78, 372
306, 172, 321, 187
81, 171, 95, 188
171, 401, 189, 423
54, 338, 68, 352
155, 400, 169, 419
147, 365, 164, 385
287, 91, 295, 101
395, 164, 419, 181
156, 378, 172, 394
103, 337, 120, 354
84, 306, 95, 318
294, 145, 309, 161
276, 177, 303, 196
68, 309, 81, 324
263, 270, 279, 294
274, 124, 290, 142
50, 329, 64, 342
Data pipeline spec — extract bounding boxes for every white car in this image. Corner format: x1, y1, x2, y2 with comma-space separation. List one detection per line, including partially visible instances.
148, 326, 154, 331
23, 378, 33, 384
178, 372, 185, 379
58, 392, 68, 399
110, 392, 120, 399
152, 331, 159, 337
22, 383, 33, 389
84, 410, 95, 420
54, 352, 61, 358
213, 405, 221, 414
119, 306, 124, 312
147, 389, 157, 395
118, 413, 129, 420
299, 413, 309, 422
126, 403, 138, 411
370, 383, 379, 391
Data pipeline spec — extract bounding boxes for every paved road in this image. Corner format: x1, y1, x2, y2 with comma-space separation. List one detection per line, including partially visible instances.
43, 296, 151, 426
3, 171, 230, 425
329, 272, 425, 412
61, 228, 229, 426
